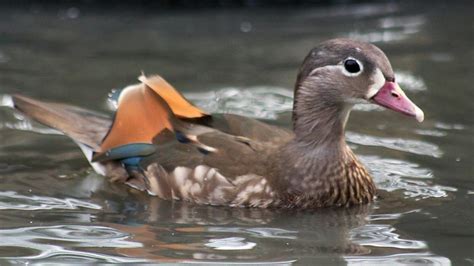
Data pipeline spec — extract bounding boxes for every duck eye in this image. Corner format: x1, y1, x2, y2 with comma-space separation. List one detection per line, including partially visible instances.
344, 59, 361, 73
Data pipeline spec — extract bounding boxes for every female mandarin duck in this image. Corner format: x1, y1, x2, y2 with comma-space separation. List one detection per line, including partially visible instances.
12, 39, 424, 209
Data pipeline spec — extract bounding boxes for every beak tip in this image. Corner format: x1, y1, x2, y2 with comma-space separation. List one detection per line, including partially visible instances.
415, 106, 424, 123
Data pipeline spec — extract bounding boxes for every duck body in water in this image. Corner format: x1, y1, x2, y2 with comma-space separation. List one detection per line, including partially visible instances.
11, 38, 424, 209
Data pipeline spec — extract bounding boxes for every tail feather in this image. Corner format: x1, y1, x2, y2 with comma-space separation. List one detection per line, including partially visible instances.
11, 94, 129, 181
12, 94, 111, 150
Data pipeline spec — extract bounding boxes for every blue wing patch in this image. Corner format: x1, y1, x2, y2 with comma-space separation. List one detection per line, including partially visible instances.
92, 143, 156, 162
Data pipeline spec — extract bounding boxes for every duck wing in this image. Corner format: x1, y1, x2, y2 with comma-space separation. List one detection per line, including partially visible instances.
139, 128, 278, 207
201, 113, 292, 145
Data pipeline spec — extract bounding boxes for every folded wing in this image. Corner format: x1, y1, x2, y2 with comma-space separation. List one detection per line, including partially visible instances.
95, 74, 212, 161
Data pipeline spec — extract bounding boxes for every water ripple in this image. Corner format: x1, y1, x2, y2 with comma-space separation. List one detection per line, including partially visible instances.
396, 71, 427, 92
345, 253, 451, 265
347, 209, 451, 264
186, 86, 294, 119
0, 191, 102, 211
415, 129, 447, 137
360, 155, 457, 199
347, 15, 425, 43
347, 132, 442, 158
0, 225, 144, 263
387, 179, 457, 199
379, 15, 426, 30
361, 156, 433, 179
208, 227, 297, 240
351, 224, 427, 249
434, 122, 465, 131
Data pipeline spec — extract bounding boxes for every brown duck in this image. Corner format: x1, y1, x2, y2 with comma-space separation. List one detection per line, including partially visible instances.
11, 38, 424, 209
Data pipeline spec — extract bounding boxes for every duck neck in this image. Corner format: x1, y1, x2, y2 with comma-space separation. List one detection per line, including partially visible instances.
271, 87, 376, 207
292, 88, 351, 151
289, 88, 352, 167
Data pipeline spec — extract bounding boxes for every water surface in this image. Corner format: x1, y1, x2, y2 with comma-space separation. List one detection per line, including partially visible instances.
0, 1, 472, 265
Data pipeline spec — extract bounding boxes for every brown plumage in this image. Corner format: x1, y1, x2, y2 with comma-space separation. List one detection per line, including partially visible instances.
9, 38, 424, 209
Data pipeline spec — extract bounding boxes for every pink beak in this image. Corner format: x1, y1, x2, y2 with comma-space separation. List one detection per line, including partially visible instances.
372, 82, 424, 122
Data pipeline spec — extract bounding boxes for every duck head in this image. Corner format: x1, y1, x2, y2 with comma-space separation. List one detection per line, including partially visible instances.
293, 38, 424, 145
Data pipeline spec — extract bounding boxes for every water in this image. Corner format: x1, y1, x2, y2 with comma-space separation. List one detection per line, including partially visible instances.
0, 1, 473, 265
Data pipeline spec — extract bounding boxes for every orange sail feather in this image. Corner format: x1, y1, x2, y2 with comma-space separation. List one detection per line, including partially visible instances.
98, 82, 174, 153
138, 74, 208, 119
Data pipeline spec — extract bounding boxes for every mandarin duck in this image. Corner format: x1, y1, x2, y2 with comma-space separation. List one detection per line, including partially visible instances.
11, 38, 424, 208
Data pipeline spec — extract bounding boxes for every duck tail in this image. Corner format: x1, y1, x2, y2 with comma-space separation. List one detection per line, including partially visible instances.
12, 94, 112, 150
11, 94, 128, 178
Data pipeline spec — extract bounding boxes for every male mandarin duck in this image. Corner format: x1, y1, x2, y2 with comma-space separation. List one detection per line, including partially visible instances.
11, 39, 424, 209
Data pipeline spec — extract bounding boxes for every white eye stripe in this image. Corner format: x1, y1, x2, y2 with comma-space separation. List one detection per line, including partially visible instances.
308, 65, 342, 76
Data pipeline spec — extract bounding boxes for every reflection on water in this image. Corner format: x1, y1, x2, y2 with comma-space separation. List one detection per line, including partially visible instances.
204, 237, 257, 250
0, 225, 145, 263
0, 196, 449, 264
345, 253, 451, 265
208, 227, 297, 240
350, 223, 427, 249
91, 199, 445, 264
0, 191, 101, 211
0, 0, 472, 264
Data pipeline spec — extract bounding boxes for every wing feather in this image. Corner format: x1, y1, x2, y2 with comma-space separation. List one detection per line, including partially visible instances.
98, 82, 174, 153
96, 75, 216, 160
138, 74, 208, 119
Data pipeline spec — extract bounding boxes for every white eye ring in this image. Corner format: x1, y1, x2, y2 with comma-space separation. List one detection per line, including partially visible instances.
341, 57, 363, 77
